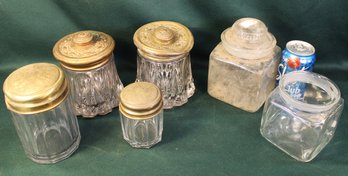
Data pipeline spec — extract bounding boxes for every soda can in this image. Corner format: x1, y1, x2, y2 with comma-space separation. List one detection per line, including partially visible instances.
276, 40, 316, 99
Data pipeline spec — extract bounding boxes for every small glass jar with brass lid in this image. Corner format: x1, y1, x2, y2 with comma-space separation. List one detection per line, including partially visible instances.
119, 82, 163, 148
133, 21, 195, 109
3, 63, 80, 164
53, 30, 124, 118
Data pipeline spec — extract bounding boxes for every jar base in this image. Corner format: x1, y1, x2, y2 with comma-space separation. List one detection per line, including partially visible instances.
163, 82, 195, 109
260, 129, 316, 162
25, 134, 81, 164
126, 137, 162, 149
77, 101, 119, 118
78, 106, 115, 118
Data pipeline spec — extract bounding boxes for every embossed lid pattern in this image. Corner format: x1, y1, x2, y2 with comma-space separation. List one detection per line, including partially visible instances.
133, 21, 194, 59
3, 63, 69, 114
53, 30, 115, 71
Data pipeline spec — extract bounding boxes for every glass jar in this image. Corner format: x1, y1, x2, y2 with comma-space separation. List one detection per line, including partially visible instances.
53, 30, 124, 118
208, 18, 281, 112
133, 21, 195, 109
119, 82, 163, 148
260, 71, 344, 162
3, 63, 81, 164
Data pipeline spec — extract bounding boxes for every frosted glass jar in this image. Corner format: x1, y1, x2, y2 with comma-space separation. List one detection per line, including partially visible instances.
208, 18, 281, 112
133, 21, 195, 109
119, 82, 163, 148
3, 63, 80, 164
53, 30, 123, 118
260, 71, 344, 162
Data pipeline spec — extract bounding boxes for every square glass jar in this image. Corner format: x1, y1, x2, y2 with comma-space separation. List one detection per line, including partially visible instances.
208, 18, 281, 112
209, 43, 280, 112
260, 71, 344, 162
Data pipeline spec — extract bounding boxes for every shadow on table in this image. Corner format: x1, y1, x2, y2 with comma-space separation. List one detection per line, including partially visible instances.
74, 110, 121, 153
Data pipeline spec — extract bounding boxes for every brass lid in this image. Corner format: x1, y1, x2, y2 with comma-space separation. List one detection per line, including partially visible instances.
53, 30, 115, 71
133, 21, 194, 61
3, 63, 69, 114
119, 82, 163, 119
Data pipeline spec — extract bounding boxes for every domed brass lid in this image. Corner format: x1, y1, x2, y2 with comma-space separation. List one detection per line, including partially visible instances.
119, 82, 163, 119
53, 30, 115, 71
133, 21, 194, 61
3, 63, 69, 114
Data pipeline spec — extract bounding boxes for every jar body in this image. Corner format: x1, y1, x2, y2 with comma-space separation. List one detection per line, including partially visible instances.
64, 55, 123, 117
260, 86, 344, 162
136, 52, 195, 109
10, 95, 80, 164
208, 43, 281, 112
120, 111, 163, 148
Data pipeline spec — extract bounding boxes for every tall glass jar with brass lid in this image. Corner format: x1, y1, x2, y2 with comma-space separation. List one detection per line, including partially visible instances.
133, 21, 195, 109
3, 63, 80, 164
208, 18, 281, 112
119, 82, 164, 148
53, 30, 124, 118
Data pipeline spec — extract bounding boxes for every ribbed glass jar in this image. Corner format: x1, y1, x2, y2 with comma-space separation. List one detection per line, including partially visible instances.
208, 18, 281, 112
134, 21, 195, 109
260, 71, 344, 162
3, 63, 80, 164
136, 52, 195, 108
53, 30, 123, 118
119, 82, 164, 148
120, 112, 163, 148
64, 56, 123, 117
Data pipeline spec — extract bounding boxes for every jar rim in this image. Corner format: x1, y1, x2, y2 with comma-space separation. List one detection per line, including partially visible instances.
279, 71, 341, 112
137, 49, 188, 62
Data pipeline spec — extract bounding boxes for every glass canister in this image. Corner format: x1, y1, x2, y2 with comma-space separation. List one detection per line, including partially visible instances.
208, 18, 281, 112
119, 82, 163, 148
3, 63, 80, 164
133, 21, 195, 109
260, 71, 344, 162
53, 30, 124, 118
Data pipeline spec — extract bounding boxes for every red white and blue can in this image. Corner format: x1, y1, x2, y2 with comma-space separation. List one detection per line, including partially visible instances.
276, 40, 316, 99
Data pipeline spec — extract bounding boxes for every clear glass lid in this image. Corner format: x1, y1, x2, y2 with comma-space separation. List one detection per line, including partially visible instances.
221, 18, 276, 59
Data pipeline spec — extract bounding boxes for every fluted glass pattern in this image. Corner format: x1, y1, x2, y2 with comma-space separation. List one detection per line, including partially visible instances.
136, 53, 195, 109
64, 56, 123, 117
120, 112, 163, 148
10, 96, 80, 164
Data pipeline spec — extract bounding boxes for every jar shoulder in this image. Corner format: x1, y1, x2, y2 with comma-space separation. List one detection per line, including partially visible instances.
210, 43, 281, 73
